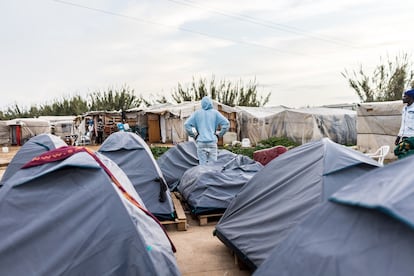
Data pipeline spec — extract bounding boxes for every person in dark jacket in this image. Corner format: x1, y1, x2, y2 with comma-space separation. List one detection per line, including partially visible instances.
96, 118, 104, 144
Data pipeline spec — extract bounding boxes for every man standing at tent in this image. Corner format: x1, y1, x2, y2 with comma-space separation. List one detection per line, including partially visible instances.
96, 118, 104, 144
184, 96, 229, 165
394, 88, 414, 158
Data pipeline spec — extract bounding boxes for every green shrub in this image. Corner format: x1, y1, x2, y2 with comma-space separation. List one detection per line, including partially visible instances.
256, 137, 299, 148
150, 137, 298, 160
151, 146, 170, 159
223, 137, 298, 159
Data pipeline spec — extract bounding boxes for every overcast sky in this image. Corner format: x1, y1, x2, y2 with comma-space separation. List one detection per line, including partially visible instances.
1, 0, 413, 110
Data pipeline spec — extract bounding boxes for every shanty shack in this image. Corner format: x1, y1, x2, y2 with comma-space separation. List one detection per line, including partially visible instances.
127, 101, 238, 145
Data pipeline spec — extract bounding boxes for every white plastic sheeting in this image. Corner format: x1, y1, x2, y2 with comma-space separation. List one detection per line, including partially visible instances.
236, 106, 357, 145
0, 121, 9, 145
6, 118, 50, 144
356, 100, 403, 160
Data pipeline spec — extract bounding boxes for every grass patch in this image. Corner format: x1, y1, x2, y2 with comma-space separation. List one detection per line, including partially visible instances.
150, 137, 299, 159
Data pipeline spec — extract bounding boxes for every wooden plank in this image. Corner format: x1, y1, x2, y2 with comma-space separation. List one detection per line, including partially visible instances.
197, 213, 223, 226
161, 192, 187, 231
172, 192, 186, 221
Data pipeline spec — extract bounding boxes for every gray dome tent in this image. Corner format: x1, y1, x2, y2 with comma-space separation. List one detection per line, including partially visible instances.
157, 141, 199, 190
157, 141, 238, 190
0, 146, 179, 275
98, 132, 174, 220
0, 133, 67, 185
255, 155, 414, 276
214, 138, 381, 271
178, 155, 263, 215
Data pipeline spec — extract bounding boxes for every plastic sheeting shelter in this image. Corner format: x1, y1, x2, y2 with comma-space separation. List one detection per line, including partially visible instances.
0, 134, 67, 185
236, 106, 356, 146
0, 146, 179, 276
0, 121, 9, 145
6, 118, 51, 146
157, 141, 237, 190
98, 132, 175, 220
254, 155, 414, 276
38, 116, 75, 139
214, 138, 381, 270
178, 155, 263, 215
357, 100, 403, 160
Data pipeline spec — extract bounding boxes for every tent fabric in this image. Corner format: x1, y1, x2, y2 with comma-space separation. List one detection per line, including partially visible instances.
177, 155, 263, 215
0, 149, 180, 276
254, 156, 414, 276
157, 141, 199, 190
98, 132, 175, 220
330, 154, 414, 229
0, 134, 67, 185
157, 141, 237, 190
214, 138, 381, 270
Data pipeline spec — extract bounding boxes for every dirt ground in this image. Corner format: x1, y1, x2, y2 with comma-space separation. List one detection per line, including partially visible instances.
0, 146, 251, 276
166, 214, 251, 276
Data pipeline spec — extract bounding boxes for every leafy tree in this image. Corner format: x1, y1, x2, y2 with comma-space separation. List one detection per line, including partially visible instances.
88, 86, 142, 111
342, 53, 414, 102
140, 93, 170, 107
40, 95, 89, 116
0, 103, 36, 120
0, 94, 90, 120
171, 75, 270, 107
0, 86, 145, 120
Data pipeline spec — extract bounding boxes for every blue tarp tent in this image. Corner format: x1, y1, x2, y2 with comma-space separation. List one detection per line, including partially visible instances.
0, 146, 180, 275
255, 155, 414, 276
0, 134, 66, 185
178, 155, 263, 215
214, 138, 381, 270
157, 141, 238, 190
98, 132, 175, 220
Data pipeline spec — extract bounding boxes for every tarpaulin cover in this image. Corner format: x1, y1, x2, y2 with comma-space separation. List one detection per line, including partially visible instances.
214, 138, 381, 270
99, 132, 174, 220
254, 155, 414, 276
0, 149, 180, 276
157, 141, 238, 190
157, 141, 199, 190
178, 155, 263, 215
0, 134, 67, 185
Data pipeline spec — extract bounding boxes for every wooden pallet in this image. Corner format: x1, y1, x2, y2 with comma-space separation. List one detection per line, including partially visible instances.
197, 213, 223, 226
161, 192, 187, 231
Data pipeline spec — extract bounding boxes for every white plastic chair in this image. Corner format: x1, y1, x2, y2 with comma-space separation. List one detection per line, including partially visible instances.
366, 145, 390, 165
